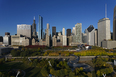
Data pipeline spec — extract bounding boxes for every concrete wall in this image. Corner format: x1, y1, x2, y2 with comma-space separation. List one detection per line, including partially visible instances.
102, 40, 116, 49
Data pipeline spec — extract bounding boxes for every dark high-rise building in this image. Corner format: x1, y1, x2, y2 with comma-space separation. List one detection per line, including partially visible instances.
32, 16, 36, 37
111, 32, 113, 40
67, 29, 71, 36
38, 15, 43, 40
0, 36, 3, 42
52, 26, 56, 37
56, 32, 58, 36
5, 32, 10, 35
113, 6, 116, 40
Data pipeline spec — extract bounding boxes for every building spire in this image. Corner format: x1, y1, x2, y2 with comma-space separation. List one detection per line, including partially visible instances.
34, 16, 35, 20
105, 4, 107, 18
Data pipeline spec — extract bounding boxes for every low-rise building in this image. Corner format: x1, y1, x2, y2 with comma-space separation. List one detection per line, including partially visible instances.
102, 40, 116, 49
39, 39, 46, 46
11, 34, 30, 46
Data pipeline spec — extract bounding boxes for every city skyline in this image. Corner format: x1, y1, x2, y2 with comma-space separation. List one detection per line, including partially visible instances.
0, 0, 116, 36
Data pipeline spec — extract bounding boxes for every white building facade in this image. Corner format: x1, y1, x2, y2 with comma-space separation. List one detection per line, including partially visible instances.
17, 24, 31, 38
11, 35, 30, 46
98, 18, 111, 47
62, 28, 67, 46
3, 35, 11, 45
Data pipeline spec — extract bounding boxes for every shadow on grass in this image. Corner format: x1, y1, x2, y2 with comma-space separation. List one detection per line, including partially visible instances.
0, 62, 24, 70
0, 62, 43, 77
24, 67, 42, 77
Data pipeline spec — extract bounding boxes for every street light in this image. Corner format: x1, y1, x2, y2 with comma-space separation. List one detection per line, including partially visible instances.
102, 73, 106, 77
16, 71, 20, 77
48, 61, 52, 67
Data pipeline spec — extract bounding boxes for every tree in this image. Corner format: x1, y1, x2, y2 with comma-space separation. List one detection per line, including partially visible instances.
80, 67, 83, 71
50, 68, 55, 75
87, 72, 92, 77
69, 71, 75, 77
0, 72, 3, 77
75, 68, 80, 75
40, 67, 49, 76
57, 69, 65, 77
64, 69, 68, 76
96, 70, 101, 76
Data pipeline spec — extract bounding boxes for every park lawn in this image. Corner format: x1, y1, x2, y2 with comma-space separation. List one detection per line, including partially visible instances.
0, 62, 43, 77
25, 67, 43, 77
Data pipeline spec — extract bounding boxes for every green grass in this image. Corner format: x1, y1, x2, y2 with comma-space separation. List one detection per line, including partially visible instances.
0, 62, 43, 77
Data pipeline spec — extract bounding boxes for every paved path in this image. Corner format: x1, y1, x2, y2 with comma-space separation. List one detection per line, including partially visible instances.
22, 70, 26, 77
5, 56, 109, 61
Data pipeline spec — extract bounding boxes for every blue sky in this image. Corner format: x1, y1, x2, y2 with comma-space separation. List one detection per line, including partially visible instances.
0, 0, 116, 36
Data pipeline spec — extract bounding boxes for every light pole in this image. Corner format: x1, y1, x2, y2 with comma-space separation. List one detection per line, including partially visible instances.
102, 73, 106, 77
48, 61, 52, 67
16, 71, 20, 77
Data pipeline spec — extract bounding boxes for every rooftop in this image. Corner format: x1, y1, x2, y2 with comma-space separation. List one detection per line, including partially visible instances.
98, 18, 110, 23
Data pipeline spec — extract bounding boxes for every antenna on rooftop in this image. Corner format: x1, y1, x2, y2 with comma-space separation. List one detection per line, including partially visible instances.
34, 16, 35, 20
105, 4, 107, 18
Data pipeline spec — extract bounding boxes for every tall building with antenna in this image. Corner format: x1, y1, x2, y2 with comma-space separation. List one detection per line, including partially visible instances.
38, 15, 43, 41
113, 5, 116, 40
98, 4, 111, 47
32, 16, 37, 37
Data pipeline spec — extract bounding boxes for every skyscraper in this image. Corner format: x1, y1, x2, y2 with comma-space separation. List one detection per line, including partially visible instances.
0, 36, 3, 45
113, 6, 116, 40
73, 23, 82, 43
52, 26, 56, 37
0, 36, 3, 42
17, 24, 31, 38
98, 4, 111, 47
94, 29, 98, 46
98, 18, 110, 47
85, 25, 95, 45
38, 15, 43, 40
72, 27, 75, 35
32, 16, 36, 37
3, 32, 11, 45
62, 28, 67, 46
62, 28, 65, 36
67, 29, 71, 36
46, 23, 50, 47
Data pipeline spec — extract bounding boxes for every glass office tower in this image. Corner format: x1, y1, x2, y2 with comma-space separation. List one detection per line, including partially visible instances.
38, 15, 43, 40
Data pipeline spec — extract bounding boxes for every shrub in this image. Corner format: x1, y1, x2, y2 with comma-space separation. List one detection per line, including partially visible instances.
49, 52, 59, 56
